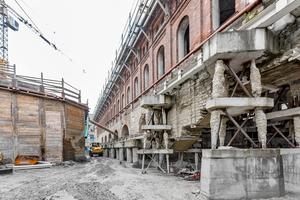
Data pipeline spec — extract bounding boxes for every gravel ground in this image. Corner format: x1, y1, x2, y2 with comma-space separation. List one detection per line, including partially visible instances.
0, 156, 299, 200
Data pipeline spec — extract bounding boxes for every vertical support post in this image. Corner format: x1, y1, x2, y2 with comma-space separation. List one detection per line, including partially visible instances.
116, 149, 119, 160
132, 148, 139, 165
179, 152, 184, 168
195, 153, 199, 171
61, 78, 65, 98
127, 148, 132, 163
142, 154, 145, 170
166, 154, 170, 173
79, 90, 81, 103
40, 72, 44, 93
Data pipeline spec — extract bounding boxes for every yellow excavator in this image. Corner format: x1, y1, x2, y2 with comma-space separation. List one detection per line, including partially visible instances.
89, 143, 103, 157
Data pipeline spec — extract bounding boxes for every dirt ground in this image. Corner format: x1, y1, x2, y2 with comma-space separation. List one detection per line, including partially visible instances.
0, 155, 299, 200
0, 156, 202, 200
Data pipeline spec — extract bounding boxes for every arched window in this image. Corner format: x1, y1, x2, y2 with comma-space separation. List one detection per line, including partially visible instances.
212, 0, 235, 30
178, 16, 190, 61
117, 100, 120, 113
157, 46, 165, 78
127, 87, 131, 104
122, 94, 125, 108
134, 77, 138, 98
121, 124, 129, 138
102, 137, 103, 143
109, 134, 111, 142
144, 64, 149, 90
105, 135, 107, 143
114, 105, 116, 115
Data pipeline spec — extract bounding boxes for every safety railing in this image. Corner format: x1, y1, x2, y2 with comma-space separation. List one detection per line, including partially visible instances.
0, 64, 81, 102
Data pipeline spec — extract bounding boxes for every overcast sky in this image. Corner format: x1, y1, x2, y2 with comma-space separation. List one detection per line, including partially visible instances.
6, 0, 136, 113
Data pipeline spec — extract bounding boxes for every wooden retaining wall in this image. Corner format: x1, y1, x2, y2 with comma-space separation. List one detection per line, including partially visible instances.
0, 89, 87, 162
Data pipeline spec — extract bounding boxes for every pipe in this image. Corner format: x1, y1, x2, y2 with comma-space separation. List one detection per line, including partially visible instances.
102, 0, 261, 124
89, 119, 118, 138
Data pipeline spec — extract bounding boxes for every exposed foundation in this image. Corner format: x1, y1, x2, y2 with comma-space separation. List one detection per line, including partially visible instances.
201, 149, 285, 200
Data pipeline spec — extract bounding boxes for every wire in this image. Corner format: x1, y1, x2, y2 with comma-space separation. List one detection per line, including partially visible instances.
14, 0, 44, 35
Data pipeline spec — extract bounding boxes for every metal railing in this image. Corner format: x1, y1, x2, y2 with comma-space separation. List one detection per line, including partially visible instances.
0, 64, 81, 102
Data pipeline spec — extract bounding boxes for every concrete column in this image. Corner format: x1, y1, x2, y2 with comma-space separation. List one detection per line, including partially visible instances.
219, 117, 228, 146
116, 149, 119, 160
166, 154, 170, 173
110, 149, 115, 159
195, 153, 199, 171
294, 116, 300, 147
104, 149, 108, 157
210, 110, 221, 149
212, 60, 228, 99
126, 148, 132, 163
132, 148, 139, 165
250, 59, 262, 97
159, 153, 164, 168
179, 152, 184, 168
255, 107, 267, 149
119, 148, 124, 161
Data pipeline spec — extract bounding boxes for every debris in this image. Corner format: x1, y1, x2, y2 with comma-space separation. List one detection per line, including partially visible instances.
14, 155, 40, 165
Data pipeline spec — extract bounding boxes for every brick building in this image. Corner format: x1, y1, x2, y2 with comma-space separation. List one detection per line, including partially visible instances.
93, 0, 300, 199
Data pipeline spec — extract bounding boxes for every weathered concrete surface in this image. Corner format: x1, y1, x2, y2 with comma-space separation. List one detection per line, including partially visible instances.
255, 107, 267, 148
141, 125, 172, 131
210, 110, 221, 149
250, 59, 262, 97
266, 107, 300, 121
124, 139, 142, 148
140, 95, 174, 109
211, 60, 228, 98
293, 117, 300, 146
200, 149, 285, 200
219, 117, 228, 147
206, 97, 274, 116
203, 28, 278, 76
280, 149, 300, 190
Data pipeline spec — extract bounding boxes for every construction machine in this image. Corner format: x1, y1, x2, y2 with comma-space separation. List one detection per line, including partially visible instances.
0, 153, 13, 174
89, 143, 103, 157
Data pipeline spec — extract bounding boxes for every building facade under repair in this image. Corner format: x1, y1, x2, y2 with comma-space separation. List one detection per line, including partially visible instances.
93, 0, 300, 199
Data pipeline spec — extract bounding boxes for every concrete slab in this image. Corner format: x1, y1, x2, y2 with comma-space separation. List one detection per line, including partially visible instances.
206, 97, 274, 116
266, 107, 300, 121
137, 149, 173, 154
141, 125, 172, 131
140, 94, 174, 109
124, 139, 142, 148
170, 140, 197, 151
113, 142, 124, 148
203, 28, 278, 77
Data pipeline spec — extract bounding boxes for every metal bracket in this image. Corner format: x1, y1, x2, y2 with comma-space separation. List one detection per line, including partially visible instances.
157, 0, 169, 16
113, 72, 125, 83
127, 46, 140, 61
119, 61, 131, 74
136, 24, 151, 42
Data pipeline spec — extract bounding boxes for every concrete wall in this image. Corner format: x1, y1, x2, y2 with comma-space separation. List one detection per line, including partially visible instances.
280, 149, 300, 190
201, 149, 285, 200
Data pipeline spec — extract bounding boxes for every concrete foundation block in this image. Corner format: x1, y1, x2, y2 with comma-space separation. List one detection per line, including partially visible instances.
200, 149, 285, 200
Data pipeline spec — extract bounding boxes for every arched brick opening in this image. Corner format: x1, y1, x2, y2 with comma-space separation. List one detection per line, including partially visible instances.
157, 46, 165, 79
121, 124, 130, 138
178, 16, 189, 61
144, 64, 149, 90
105, 135, 107, 143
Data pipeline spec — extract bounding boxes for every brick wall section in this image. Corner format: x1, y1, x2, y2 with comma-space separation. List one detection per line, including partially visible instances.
97, 0, 251, 140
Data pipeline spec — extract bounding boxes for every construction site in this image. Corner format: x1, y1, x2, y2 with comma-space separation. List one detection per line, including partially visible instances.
1, 0, 300, 199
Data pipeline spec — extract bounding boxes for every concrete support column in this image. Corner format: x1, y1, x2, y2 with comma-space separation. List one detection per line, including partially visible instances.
212, 60, 228, 99
179, 152, 184, 168
119, 148, 124, 161
126, 148, 132, 163
104, 149, 108, 157
159, 153, 164, 168
116, 149, 119, 160
255, 107, 267, 149
132, 148, 139, 165
195, 153, 199, 171
219, 117, 228, 146
210, 110, 221, 149
250, 59, 262, 97
110, 149, 115, 159
294, 116, 300, 147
